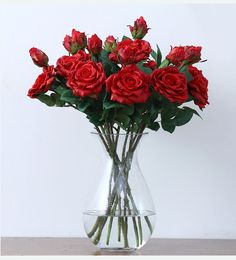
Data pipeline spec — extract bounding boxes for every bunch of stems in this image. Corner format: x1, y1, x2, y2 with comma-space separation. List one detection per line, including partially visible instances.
87, 122, 153, 248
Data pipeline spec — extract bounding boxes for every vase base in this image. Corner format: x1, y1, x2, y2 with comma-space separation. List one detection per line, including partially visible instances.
100, 247, 137, 251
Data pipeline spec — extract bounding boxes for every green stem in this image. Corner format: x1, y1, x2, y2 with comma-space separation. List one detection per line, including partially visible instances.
118, 197, 122, 241
138, 216, 143, 245
145, 216, 153, 234
106, 217, 114, 245
132, 217, 139, 247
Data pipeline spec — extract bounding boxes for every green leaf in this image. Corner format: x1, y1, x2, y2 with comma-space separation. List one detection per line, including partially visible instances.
76, 98, 93, 112
161, 120, 176, 133
174, 108, 193, 126
37, 93, 55, 107
50, 93, 65, 107
183, 106, 202, 119
136, 63, 152, 75
98, 49, 120, 76
151, 50, 157, 61
103, 100, 125, 110
159, 59, 170, 68
122, 35, 131, 41
53, 85, 69, 96
148, 121, 160, 131
114, 114, 131, 129
118, 105, 134, 116
179, 66, 193, 82
156, 44, 162, 67
161, 105, 178, 120
60, 90, 78, 104
87, 112, 103, 126
103, 92, 125, 109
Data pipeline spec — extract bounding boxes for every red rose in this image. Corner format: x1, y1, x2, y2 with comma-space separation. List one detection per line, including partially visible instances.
28, 66, 55, 98
166, 46, 185, 66
63, 29, 87, 54
87, 34, 102, 56
129, 16, 149, 39
166, 46, 202, 66
104, 35, 117, 53
143, 60, 157, 70
184, 46, 202, 63
188, 66, 208, 108
29, 47, 49, 67
106, 64, 150, 105
56, 50, 90, 78
109, 39, 151, 65
150, 67, 188, 104
67, 61, 105, 97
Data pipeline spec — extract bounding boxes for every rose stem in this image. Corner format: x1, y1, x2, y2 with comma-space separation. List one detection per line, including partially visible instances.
93, 196, 118, 245
87, 217, 103, 238
145, 216, 153, 234
120, 216, 129, 248
127, 202, 139, 248
118, 197, 122, 241
106, 216, 114, 245
138, 216, 143, 245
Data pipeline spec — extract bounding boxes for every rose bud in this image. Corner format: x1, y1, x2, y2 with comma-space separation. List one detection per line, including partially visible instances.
143, 60, 157, 70
104, 35, 117, 53
166, 45, 202, 66
29, 47, 49, 67
128, 16, 149, 39
63, 29, 87, 54
87, 34, 102, 56
166, 46, 185, 66
184, 46, 202, 63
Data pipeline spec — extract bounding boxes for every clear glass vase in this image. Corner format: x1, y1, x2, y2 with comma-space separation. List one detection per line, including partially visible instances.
83, 132, 156, 251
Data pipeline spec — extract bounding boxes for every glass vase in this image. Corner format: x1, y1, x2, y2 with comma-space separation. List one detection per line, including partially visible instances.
83, 131, 156, 251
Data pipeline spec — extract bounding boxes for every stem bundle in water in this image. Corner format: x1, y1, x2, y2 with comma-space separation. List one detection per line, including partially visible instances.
86, 123, 154, 249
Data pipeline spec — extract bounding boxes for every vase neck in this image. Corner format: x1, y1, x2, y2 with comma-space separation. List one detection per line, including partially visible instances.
93, 132, 147, 162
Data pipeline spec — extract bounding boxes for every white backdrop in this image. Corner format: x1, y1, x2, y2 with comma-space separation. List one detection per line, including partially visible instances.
1, 1, 236, 238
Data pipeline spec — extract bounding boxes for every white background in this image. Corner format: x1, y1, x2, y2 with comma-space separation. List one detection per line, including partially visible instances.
1, 1, 236, 238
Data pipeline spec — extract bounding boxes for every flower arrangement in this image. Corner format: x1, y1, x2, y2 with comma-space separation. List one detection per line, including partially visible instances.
28, 17, 209, 249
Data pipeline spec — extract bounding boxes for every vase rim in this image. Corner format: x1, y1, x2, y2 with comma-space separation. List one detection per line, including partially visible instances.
90, 131, 149, 136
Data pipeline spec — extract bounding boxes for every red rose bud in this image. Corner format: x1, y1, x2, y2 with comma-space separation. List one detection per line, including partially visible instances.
166, 45, 202, 66
63, 29, 87, 54
184, 46, 202, 63
143, 60, 157, 70
129, 16, 149, 39
88, 34, 102, 56
166, 46, 185, 66
29, 47, 49, 67
104, 35, 117, 53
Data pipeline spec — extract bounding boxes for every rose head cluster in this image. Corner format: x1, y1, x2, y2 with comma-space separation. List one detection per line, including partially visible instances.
28, 17, 209, 133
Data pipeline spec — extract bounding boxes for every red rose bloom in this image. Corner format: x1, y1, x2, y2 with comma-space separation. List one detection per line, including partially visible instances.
150, 67, 188, 104
106, 64, 150, 105
56, 50, 90, 78
67, 60, 105, 97
29, 47, 49, 67
129, 16, 149, 39
188, 65, 209, 108
28, 66, 55, 98
109, 39, 151, 65
63, 29, 87, 54
166, 45, 202, 66
87, 34, 102, 56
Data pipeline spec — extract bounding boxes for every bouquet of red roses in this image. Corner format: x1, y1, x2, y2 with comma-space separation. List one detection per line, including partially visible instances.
28, 17, 208, 249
